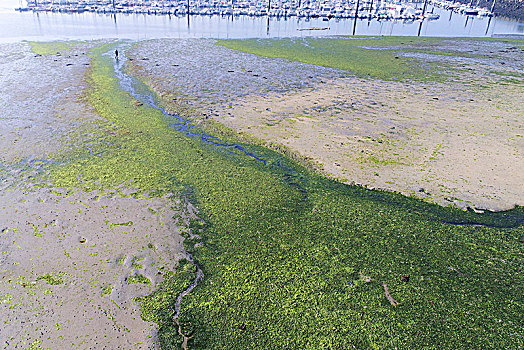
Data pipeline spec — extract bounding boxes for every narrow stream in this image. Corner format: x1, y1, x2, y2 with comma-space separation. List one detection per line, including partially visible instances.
112, 47, 266, 164
111, 47, 258, 348
174, 251, 204, 349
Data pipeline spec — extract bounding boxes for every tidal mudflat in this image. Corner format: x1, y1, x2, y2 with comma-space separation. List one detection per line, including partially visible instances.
0, 42, 193, 348
0, 37, 523, 349
129, 37, 524, 211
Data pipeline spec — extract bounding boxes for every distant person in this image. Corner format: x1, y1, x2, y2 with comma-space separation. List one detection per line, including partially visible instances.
115, 49, 119, 59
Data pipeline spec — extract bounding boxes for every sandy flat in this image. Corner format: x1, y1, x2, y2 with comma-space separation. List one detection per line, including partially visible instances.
128, 38, 524, 211
212, 77, 524, 210
0, 187, 186, 349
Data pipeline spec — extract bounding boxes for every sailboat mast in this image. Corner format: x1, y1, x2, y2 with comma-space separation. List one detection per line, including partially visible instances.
490, 0, 496, 13
417, 0, 428, 36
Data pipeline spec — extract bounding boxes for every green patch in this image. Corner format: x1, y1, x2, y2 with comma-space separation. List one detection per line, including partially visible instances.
36, 273, 64, 285
1, 293, 13, 304
27, 339, 47, 350
109, 221, 133, 227
117, 255, 126, 265
101, 285, 112, 296
148, 207, 159, 215
27, 41, 79, 55
133, 257, 145, 270
128, 274, 151, 285
217, 37, 449, 81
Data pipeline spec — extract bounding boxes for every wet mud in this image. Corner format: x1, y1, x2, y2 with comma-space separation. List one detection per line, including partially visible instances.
128, 38, 524, 211
0, 41, 190, 349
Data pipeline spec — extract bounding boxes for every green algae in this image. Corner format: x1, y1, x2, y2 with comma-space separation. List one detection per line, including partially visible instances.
216, 37, 524, 82
217, 37, 446, 81
101, 284, 112, 296
117, 255, 126, 265
36, 273, 64, 285
27, 339, 48, 350
128, 274, 151, 285
27, 41, 80, 55
109, 221, 133, 227
40, 41, 524, 349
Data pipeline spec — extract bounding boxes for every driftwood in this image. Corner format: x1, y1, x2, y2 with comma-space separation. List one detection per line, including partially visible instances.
381, 282, 400, 306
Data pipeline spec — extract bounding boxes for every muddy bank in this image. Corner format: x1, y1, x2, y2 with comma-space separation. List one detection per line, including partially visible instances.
127, 38, 524, 211
0, 187, 187, 349
126, 39, 345, 114
0, 41, 190, 349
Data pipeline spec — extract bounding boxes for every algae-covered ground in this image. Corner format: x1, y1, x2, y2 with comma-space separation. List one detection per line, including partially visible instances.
0, 37, 523, 349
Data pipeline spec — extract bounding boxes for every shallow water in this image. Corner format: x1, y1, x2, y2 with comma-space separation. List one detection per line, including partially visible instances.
1, 2, 523, 43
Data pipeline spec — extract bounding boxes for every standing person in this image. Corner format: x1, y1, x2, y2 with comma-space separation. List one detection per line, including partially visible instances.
115, 49, 119, 59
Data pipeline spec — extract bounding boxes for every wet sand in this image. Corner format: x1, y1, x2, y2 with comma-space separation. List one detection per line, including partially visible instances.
128, 38, 524, 211
0, 42, 188, 349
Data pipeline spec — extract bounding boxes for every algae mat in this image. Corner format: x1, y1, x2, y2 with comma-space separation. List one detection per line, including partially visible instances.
2, 39, 523, 349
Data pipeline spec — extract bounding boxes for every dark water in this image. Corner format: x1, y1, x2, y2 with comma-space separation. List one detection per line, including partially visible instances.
1, 0, 523, 42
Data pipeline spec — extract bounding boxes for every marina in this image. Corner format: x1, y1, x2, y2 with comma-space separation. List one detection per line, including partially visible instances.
0, 0, 522, 42
16, 0, 496, 22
